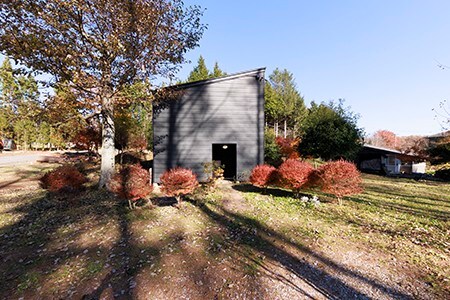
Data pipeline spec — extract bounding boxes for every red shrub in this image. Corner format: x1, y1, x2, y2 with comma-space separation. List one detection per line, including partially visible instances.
250, 164, 277, 188
276, 136, 300, 159
160, 167, 198, 202
277, 159, 313, 194
110, 164, 153, 201
40, 165, 88, 193
315, 160, 363, 204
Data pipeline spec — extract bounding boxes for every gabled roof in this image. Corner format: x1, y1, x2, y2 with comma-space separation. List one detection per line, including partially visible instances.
172, 67, 266, 89
363, 144, 402, 154
361, 144, 425, 161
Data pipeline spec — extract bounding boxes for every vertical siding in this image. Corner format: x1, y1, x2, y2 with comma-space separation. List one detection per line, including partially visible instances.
153, 69, 265, 183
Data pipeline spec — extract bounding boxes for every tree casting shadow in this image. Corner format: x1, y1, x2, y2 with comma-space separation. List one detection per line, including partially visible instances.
192, 200, 415, 300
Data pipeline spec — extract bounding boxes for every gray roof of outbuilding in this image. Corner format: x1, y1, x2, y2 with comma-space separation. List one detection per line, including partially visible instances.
171, 67, 266, 89
363, 144, 402, 154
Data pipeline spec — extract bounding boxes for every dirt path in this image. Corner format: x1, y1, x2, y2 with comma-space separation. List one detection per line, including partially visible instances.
208, 180, 431, 300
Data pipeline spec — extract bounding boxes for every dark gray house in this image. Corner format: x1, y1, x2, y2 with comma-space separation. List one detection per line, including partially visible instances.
153, 68, 265, 183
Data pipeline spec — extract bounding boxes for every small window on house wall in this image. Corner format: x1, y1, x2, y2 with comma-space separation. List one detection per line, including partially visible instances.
388, 156, 396, 165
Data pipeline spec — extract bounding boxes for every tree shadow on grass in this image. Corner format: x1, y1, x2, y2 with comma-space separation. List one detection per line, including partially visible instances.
192, 201, 415, 300
363, 177, 450, 205
232, 184, 336, 204
347, 190, 450, 221
0, 185, 170, 299
0, 187, 265, 299
233, 184, 309, 199
0, 163, 56, 191
0, 188, 128, 298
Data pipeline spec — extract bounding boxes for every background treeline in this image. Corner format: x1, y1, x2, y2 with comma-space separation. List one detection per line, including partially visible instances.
186, 56, 365, 163
0, 58, 152, 152
2, 54, 449, 169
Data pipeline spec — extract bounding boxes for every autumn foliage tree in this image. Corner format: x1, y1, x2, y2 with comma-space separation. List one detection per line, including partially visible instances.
398, 135, 429, 157
277, 159, 313, 196
276, 136, 300, 159
313, 160, 363, 205
0, 0, 205, 188
368, 130, 398, 149
160, 167, 199, 204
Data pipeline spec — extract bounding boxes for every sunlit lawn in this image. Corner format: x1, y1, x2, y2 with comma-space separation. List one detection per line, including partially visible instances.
236, 174, 450, 294
0, 164, 449, 299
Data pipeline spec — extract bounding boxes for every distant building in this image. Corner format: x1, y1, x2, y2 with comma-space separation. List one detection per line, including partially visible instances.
1, 138, 16, 151
153, 68, 265, 182
357, 144, 426, 175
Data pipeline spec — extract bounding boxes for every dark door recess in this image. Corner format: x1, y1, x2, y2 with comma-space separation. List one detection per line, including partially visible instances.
212, 143, 237, 179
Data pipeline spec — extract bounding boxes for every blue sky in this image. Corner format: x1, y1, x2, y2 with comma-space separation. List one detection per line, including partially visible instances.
1, 1, 449, 136
176, 0, 450, 136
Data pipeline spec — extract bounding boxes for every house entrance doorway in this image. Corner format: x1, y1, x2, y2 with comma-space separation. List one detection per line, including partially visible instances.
212, 143, 237, 179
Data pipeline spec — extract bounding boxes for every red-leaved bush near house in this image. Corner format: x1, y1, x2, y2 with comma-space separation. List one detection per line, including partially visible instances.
110, 164, 153, 207
250, 164, 277, 188
160, 167, 198, 203
313, 160, 363, 204
40, 165, 88, 193
277, 159, 314, 196
275, 136, 300, 159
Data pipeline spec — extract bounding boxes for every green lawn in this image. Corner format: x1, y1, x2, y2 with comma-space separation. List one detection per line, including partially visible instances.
0, 164, 449, 299
234, 174, 450, 294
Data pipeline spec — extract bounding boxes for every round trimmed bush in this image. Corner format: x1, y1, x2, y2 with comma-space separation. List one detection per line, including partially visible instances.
315, 160, 363, 204
250, 164, 277, 188
40, 164, 88, 193
160, 167, 198, 203
110, 164, 153, 201
277, 159, 314, 194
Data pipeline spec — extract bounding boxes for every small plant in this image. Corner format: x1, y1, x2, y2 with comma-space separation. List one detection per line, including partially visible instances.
160, 167, 199, 204
300, 195, 320, 207
249, 164, 277, 189
40, 164, 88, 193
202, 161, 224, 186
110, 164, 153, 209
314, 160, 363, 205
277, 159, 314, 197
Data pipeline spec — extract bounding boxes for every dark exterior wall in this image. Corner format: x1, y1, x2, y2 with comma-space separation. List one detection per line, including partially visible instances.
153, 68, 265, 183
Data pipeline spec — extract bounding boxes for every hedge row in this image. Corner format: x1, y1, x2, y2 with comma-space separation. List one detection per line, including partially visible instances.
250, 159, 363, 204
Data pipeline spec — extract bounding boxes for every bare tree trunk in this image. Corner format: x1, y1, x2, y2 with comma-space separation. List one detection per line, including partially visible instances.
99, 94, 115, 189
275, 121, 278, 137
284, 119, 287, 138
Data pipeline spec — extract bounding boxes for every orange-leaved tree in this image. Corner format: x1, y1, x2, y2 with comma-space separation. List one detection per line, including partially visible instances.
0, 0, 205, 188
